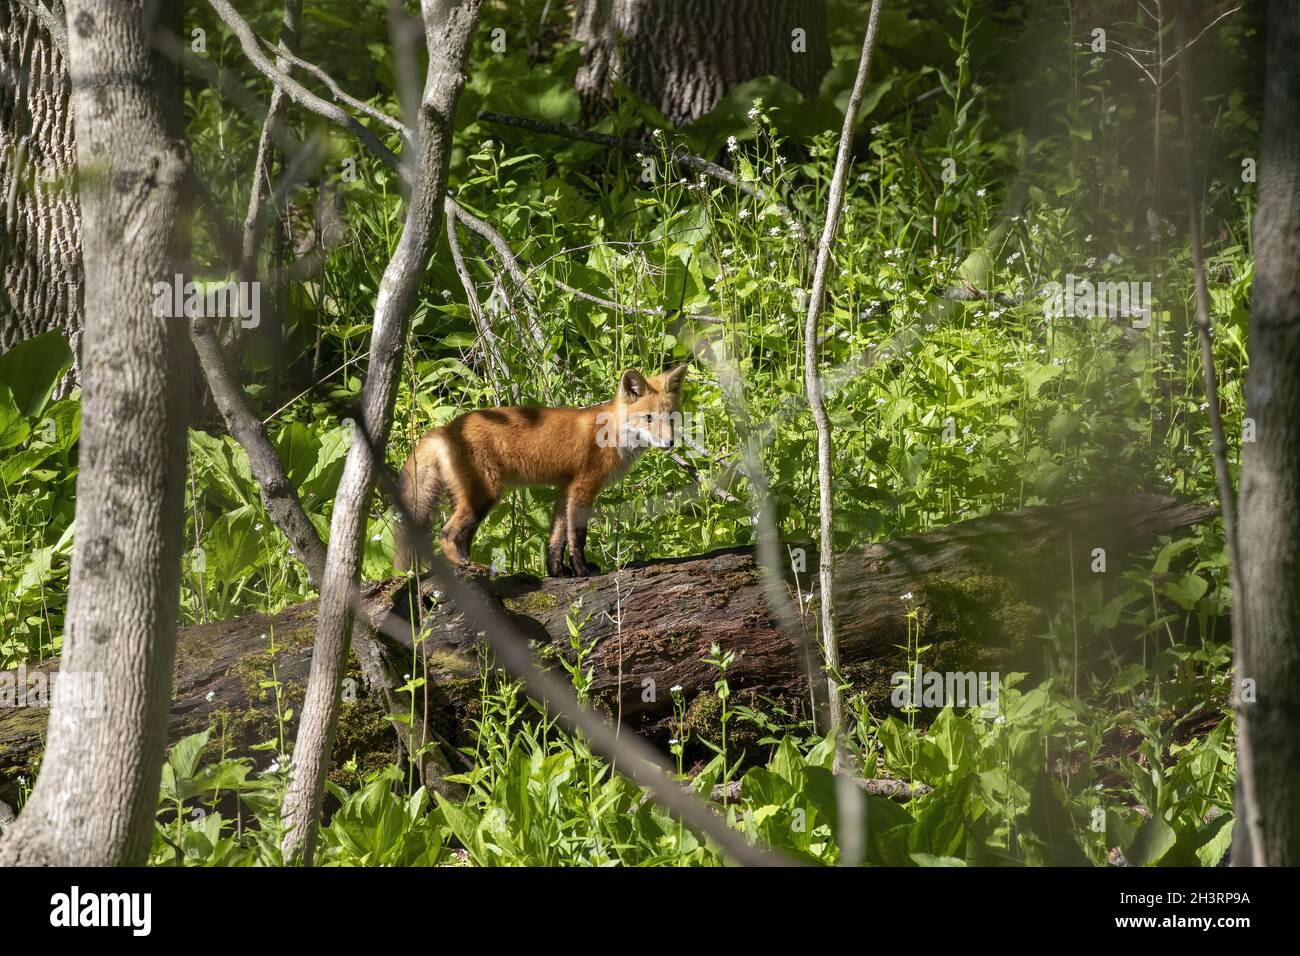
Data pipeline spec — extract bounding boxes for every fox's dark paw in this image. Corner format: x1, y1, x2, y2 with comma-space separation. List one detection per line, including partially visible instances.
571, 562, 602, 578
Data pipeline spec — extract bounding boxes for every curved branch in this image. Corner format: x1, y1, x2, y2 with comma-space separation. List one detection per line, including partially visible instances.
206, 0, 404, 179
446, 211, 515, 400
190, 317, 328, 585
446, 197, 546, 352
255, 32, 410, 138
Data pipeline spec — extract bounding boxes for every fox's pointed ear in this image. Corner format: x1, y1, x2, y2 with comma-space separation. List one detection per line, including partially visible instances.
620, 368, 649, 398
664, 363, 689, 393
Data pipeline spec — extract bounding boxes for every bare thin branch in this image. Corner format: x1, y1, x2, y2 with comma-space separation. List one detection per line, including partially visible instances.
206, 0, 404, 179
190, 318, 327, 583
446, 211, 516, 400
446, 197, 546, 352
803, 1, 884, 781
240, 0, 303, 281
1162, 5, 1241, 68
1174, 3, 1259, 866
255, 32, 409, 137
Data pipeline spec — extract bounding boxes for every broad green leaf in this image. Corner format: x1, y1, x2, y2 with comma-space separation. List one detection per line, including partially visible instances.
274, 422, 322, 487
0, 384, 30, 451
0, 331, 73, 418
1127, 816, 1177, 867
1194, 814, 1234, 867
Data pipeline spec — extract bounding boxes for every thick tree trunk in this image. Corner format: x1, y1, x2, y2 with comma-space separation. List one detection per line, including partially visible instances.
0, 494, 1215, 811
1236, 0, 1300, 867
0, 0, 82, 391
0, 0, 188, 866
573, 0, 831, 126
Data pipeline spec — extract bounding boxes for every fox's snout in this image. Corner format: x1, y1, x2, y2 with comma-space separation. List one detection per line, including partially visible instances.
623, 411, 677, 448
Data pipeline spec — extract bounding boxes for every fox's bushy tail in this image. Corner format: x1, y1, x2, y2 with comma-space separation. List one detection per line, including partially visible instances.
394, 441, 445, 572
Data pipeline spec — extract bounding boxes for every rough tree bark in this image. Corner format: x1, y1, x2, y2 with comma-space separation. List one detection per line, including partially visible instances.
0, 493, 1216, 808
279, 0, 482, 865
0, 0, 189, 866
573, 0, 831, 126
0, 0, 82, 390
1236, 0, 1300, 867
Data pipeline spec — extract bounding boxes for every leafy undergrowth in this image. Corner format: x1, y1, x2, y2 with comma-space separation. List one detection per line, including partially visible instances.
141, 692, 1234, 867
142, 569, 1235, 868
1, 0, 1254, 865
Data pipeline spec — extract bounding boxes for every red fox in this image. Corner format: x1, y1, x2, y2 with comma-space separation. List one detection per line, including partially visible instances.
395, 365, 688, 577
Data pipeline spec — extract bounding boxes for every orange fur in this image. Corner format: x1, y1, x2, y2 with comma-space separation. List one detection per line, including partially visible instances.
395, 365, 688, 577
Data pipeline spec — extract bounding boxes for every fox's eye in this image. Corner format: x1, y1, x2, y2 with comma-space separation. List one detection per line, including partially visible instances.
644, 414, 654, 422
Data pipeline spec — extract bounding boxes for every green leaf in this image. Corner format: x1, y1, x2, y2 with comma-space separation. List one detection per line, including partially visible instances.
742, 766, 795, 810
205, 506, 264, 580
0, 384, 31, 451
1021, 361, 1063, 397
1194, 814, 1234, 867
0, 331, 73, 418
160, 729, 213, 803
1152, 536, 1198, 574
1, 442, 52, 484
1127, 816, 1177, 866
273, 422, 322, 487
930, 709, 979, 776
43, 399, 81, 453
768, 736, 807, 785
300, 422, 351, 508
910, 852, 968, 866
16, 544, 60, 596
192, 759, 253, 795
955, 223, 1007, 290
907, 774, 975, 859
1160, 573, 1208, 610
189, 430, 257, 509
168, 729, 212, 781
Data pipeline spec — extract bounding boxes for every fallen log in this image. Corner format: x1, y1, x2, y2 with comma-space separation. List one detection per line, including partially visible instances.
0, 493, 1215, 807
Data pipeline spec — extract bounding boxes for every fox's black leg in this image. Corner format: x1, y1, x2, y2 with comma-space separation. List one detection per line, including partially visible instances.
570, 526, 600, 576
565, 490, 601, 577
547, 487, 570, 577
